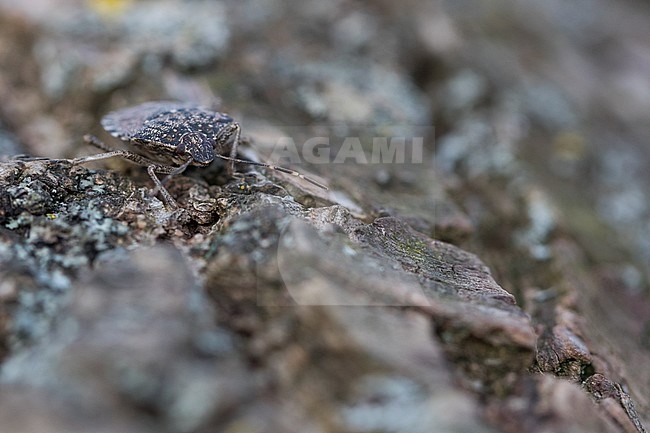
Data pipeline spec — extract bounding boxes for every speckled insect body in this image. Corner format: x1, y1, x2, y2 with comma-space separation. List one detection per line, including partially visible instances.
72, 101, 326, 207
101, 102, 238, 168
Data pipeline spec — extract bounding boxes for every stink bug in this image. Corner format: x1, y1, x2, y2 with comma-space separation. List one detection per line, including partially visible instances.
72, 101, 327, 207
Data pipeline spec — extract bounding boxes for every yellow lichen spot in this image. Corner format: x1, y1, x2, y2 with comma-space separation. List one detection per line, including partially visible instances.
553, 130, 586, 161
46, 213, 57, 220
222, 420, 258, 433
88, 0, 132, 18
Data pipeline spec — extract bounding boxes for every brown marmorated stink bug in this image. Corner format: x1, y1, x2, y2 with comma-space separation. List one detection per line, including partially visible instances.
71, 101, 327, 207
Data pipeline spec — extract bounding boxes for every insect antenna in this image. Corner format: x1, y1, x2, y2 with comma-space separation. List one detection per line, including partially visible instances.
215, 154, 328, 190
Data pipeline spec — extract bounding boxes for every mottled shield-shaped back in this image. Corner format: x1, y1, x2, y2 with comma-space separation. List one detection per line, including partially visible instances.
101, 101, 235, 161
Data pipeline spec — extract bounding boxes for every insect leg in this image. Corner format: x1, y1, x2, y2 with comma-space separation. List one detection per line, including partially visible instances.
149, 158, 194, 204
75, 134, 180, 208
215, 124, 327, 189
147, 165, 178, 208
83, 134, 115, 151
227, 123, 241, 175
72, 135, 163, 167
11, 155, 52, 161
158, 158, 193, 186
214, 154, 328, 190
71, 150, 138, 165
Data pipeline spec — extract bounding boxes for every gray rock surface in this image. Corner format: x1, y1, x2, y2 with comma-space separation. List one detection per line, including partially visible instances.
0, 1, 648, 432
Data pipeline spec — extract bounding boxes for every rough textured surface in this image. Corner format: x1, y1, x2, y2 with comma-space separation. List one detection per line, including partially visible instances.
1, 1, 649, 432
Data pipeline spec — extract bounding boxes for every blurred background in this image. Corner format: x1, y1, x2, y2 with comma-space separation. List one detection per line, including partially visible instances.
0, 0, 649, 429
1, 0, 649, 279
